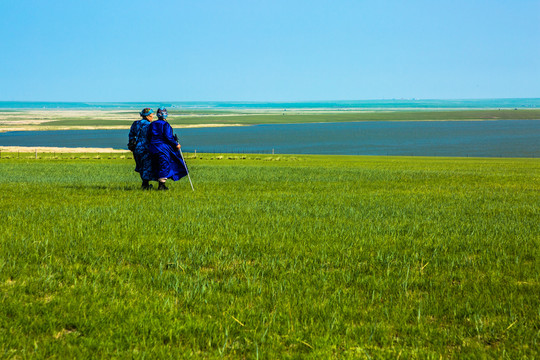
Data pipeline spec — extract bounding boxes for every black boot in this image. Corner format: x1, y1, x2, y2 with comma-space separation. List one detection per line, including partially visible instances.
158, 181, 169, 191
141, 180, 153, 190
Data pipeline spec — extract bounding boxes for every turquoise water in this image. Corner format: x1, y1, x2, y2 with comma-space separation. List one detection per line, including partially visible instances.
0, 99, 539, 110
1, 121, 539, 157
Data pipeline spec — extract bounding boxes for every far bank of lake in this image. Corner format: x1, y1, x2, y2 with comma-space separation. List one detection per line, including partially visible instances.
1, 120, 539, 157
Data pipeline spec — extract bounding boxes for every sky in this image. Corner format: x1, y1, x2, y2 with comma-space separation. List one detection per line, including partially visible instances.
1, 0, 539, 102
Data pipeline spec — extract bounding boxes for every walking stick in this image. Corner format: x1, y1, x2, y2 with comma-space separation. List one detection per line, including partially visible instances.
178, 147, 195, 191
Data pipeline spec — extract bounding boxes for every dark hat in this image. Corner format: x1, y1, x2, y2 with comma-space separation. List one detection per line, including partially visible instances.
157, 107, 168, 120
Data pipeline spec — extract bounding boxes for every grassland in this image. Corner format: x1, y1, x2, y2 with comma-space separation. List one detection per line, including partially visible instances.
1, 109, 539, 132
0, 154, 538, 358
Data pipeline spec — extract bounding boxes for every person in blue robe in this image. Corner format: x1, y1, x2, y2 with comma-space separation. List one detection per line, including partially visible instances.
128, 108, 157, 189
148, 107, 188, 190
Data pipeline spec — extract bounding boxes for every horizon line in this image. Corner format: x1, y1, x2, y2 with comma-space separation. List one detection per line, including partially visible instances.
1, 97, 540, 104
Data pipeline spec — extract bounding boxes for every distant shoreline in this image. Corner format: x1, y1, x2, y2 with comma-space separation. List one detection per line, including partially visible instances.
0, 146, 129, 153
1, 108, 539, 133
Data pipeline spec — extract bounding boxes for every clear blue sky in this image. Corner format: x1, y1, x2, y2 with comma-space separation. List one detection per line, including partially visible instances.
1, 0, 539, 102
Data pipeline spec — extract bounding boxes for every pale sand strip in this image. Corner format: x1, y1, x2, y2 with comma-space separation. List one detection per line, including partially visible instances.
0, 126, 130, 132
0, 146, 129, 153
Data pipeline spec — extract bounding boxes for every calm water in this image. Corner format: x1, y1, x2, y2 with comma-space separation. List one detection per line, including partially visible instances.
1, 99, 539, 110
1, 121, 539, 157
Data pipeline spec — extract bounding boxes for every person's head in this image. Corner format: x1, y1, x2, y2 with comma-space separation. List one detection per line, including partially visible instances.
140, 108, 154, 121
157, 107, 168, 120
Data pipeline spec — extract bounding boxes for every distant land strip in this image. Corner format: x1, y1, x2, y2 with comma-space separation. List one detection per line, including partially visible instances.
0, 109, 539, 132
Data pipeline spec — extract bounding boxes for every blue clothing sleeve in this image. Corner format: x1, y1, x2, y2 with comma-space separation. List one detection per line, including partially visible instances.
128, 121, 138, 143
164, 122, 177, 147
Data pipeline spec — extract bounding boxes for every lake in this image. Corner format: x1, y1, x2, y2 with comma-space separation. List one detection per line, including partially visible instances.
1, 120, 539, 157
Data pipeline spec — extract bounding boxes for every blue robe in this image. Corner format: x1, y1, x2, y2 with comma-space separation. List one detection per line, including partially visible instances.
148, 119, 188, 181
128, 119, 156, 181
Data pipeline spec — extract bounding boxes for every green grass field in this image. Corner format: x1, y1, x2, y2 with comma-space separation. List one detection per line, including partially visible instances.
0, 154, 538, 358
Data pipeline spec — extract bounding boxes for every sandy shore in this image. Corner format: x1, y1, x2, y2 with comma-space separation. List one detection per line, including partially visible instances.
0, 146, 129, 153
0, 110, 134, 122
0, 109, 251, 132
